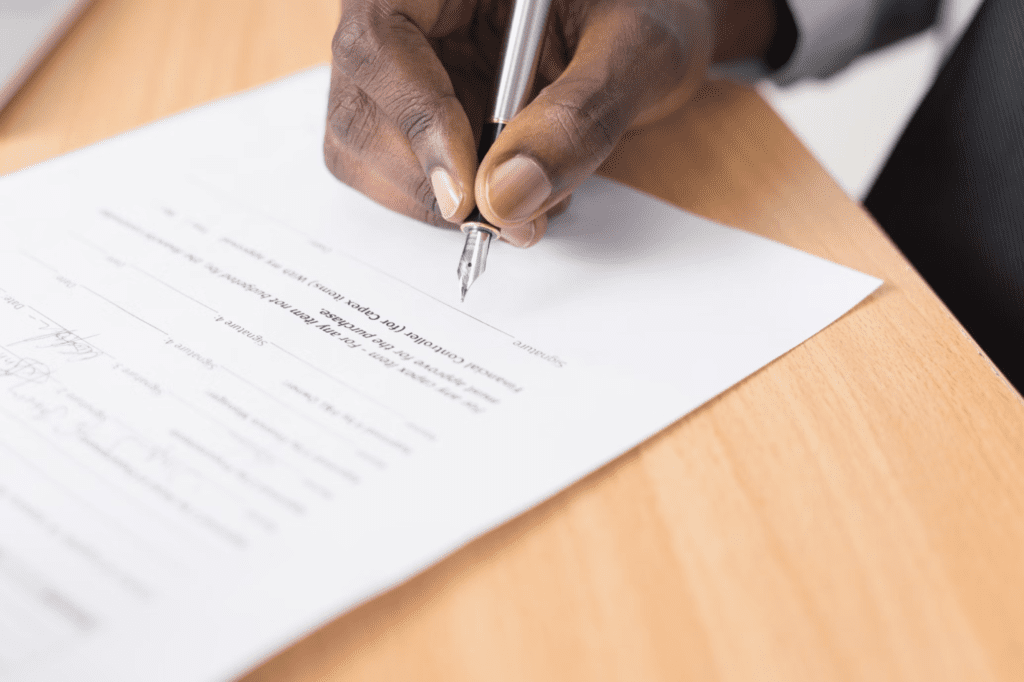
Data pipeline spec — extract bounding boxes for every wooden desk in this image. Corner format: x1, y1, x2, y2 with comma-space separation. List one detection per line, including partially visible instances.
3, 2, 1023, 680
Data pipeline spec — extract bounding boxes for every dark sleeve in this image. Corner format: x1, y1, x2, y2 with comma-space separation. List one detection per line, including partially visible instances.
770, 0, 942, 84
868, 0, 943, 50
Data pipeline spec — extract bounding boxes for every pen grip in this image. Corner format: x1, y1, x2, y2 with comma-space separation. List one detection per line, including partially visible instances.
465, 121, 507, 226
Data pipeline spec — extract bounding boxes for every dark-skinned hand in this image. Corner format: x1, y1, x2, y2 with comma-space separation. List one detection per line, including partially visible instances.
325, 0, 778, 246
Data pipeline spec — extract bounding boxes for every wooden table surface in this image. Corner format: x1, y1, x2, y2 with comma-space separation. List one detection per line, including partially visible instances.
3, 2, 1023, 681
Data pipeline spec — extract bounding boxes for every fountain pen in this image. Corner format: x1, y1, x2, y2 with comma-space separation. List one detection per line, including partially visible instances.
457, 0, 554, 301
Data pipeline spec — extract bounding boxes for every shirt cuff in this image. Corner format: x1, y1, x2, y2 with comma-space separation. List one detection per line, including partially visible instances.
771, 0, 878, 85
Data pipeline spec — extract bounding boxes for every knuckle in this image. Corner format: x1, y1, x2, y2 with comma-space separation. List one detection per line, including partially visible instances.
544, 95, 620, 156
332, 15, 384, 81
619, 3, 699, 83
624, 1, 692, 46
396, 104, 436, 145
328, 84, 379, 153
392, 93, 456, 145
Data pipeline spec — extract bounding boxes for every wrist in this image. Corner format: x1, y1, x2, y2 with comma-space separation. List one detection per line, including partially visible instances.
712, 0, 790, 63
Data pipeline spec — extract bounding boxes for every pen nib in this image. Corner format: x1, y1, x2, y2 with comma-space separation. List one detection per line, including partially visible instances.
457, 225, 493, 302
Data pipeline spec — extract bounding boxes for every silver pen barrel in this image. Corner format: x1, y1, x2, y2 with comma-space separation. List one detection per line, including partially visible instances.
491, 0, 555, 124
457, 0, 554, 301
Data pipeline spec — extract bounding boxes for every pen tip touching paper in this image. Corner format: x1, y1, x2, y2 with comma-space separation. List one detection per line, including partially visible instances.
457, 224, 493, 303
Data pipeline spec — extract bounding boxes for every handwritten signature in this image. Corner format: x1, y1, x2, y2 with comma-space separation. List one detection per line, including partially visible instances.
11, 329, 101, 363
0, 355, 51, 384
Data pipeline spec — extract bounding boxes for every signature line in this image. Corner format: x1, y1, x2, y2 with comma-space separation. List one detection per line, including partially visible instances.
78, 284, 167, 336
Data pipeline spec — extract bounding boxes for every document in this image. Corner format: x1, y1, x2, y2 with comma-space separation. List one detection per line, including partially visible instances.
0, 67, 879, 681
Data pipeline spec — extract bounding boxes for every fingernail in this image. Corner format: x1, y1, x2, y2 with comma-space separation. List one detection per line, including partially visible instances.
430, 167, 462, 221
501, 220, 538, 248
486, 155, 551, 223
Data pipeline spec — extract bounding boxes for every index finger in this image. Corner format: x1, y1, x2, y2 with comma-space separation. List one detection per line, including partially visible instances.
331, 0, 479, 222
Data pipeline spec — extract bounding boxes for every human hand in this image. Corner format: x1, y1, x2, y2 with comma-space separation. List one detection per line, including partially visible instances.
325, 0, 777, 246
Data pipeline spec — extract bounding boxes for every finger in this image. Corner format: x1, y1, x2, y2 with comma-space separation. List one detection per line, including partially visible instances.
501, 212, 547, 248
326, 110, 548, 240
548, 194, 572, 219
476, 0, 711, 240
501, 196, 567, 248
332, 4, 478, 223
325, 75, 452, 225
328, 138, 453, 228
325, 68, 448, 223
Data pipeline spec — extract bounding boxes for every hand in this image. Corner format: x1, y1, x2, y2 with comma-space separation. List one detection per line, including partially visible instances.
325, 0, 778, 246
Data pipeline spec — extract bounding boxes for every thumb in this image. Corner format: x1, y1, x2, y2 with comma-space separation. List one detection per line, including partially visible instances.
476, 0, 710, 244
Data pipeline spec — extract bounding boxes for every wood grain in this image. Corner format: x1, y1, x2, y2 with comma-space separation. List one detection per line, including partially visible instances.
2, 2, 1023, 681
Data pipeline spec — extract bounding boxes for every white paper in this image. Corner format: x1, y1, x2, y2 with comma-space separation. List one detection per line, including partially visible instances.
0, 67, 880, 681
